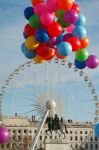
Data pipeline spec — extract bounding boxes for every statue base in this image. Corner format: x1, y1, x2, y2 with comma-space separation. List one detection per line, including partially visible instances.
44, 139, 72, 150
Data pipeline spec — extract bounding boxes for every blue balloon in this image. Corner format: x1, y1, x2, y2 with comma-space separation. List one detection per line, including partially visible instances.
57, 33, 64, 44
94, 123, 99, 138
72, 26, 87, 39
58, 42, 72, 56
74, 14, 86, 26
21, 43, 36, 59
24, 7, 34, 20
36, 29, 50, 43
23, 32, 28, 39
74, 59, 86, 69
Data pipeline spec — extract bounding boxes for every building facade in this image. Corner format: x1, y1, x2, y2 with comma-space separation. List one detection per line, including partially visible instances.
0, 115, 98, 150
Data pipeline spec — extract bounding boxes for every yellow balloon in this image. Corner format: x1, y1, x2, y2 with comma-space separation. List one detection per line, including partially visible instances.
33, 55, 45, 63
25, 36, 39, 50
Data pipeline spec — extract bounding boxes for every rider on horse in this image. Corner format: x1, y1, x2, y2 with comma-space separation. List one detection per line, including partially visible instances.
54, 114, 60, 130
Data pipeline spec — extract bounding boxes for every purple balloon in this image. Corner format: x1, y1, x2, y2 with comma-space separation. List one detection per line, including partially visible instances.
64, 9, 79, 24
63, 33, 73, 41
0, 127, 10, 143
86, 55, 99, 69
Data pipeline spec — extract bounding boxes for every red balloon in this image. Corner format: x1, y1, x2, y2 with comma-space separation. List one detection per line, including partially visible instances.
44, 48, 55, 61
64, 37, 81, 52
31, 0, 44, 6
24, 24, 36, 36
55, 48, 67, 59
80, 37, 89, 49
72, 3, 80, 13
58, 0, 73, 10
47, 22, 63, 37
36, 44, 50, 57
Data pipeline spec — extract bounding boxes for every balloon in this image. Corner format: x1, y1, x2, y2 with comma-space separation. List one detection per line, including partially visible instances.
64, 36, 81, 52
71, 3, 80, 13
66, 24, 75, 33
57, 33, 65, 44
0, 127, 10, 144
86, 55, 99, 69
64, 9, 79, 24
55, 48, 66, 59
40, 11, 54, 26
72, 26, 87, 39
80, 37, 89, 49
24, 24, 36, 36
21, 43, 36, 59
33, 55, 45, 63
24, 7, 34, 20
74, 14, 86, 26
23, 32, 28, 39
75, 48, 89, 62
47, 22, 63, 37
74, 59, 86, 69
55, 9, 65, 18
58, 42, 72, 56
46, 0, 58, 12
58, 0, 73, 10
63, 33, 73, 41
36, 44, 50, 57
36, 29, 50, 43
29, 15, 42, 28
31, 0, 44, 6
58, 16, 70, 28
34, 3, 46, 15
25, 36, 39, 50
94, 123, 99, 138
44, 48, 55, 61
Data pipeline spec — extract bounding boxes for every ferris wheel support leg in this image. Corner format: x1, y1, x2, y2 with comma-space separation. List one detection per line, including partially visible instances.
29, 110, 49, 150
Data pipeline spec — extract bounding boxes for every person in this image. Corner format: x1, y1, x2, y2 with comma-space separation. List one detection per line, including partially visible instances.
54, 114, 60, 130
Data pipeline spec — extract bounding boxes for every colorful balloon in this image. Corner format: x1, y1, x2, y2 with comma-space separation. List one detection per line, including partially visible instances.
47, 22, 63, 37
31, 0, 44, 6
24, 7, 34, 20
36, 44, 50, 57
64, 36, 81, 52
44, 48, 55, 61
33, 55, 45, 63
21, 43, 36, 59
86, 55, 99, 69
75, 48, 89, 62
58, 42, 72, 56
74, 59, 86, 69
46, 0, 58, 12
55, 48, 67, 59
66, 24, 75, 33
40, 11, 54, 26
72, 26, 87, 39
36, 29, 50, 43
34, 3, 46, 15
74, 14, 86, 26
23, 32, 28, 39
94, 123, 99, 138
29, 15, 42, 28
71, 3, 80, 13
58, 0, 73, 10
64, 9, 79, 24
0, 127, 10, 144
80, 37, 89, 49
25, 36, 39, 50
24, 24, 36, 36
63, 33, 73, 41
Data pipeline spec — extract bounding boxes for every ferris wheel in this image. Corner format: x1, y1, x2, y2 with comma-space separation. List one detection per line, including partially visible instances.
0, 58, 99, 150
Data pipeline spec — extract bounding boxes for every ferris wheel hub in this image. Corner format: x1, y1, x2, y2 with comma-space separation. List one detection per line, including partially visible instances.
46, 100, 56, 111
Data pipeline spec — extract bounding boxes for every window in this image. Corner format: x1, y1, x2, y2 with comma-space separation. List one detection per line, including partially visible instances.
80, 131, 82, 134
90, 136, 93, 141
75, 136, 78, 141
70, 131, 72, 134
85, 131, 88, 134
80, 136, 83, 141
18, 130, 21, 133
45, 136, 47, 139
90, 144, 93, 149
95, 144, 98, 149
50, 136, 52, 139
95, 136, 98, 141
35, 130, 37, 133
30, 130, 32, 133
24, 130, 27, 133
40, 136, 42, 140
70, 136, 73, 141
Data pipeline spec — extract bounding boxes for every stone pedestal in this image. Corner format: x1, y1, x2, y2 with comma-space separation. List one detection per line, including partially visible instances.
44, 139, 72, 150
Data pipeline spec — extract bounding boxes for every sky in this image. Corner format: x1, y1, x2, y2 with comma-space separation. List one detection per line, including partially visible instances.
0, 0, 99, 121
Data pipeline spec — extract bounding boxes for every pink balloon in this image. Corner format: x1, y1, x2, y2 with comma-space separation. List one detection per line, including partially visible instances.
34, 3, 47, 15
86, 55, 99, 69
66, 24, 75, 33
40, 11, 55, 26
46, 0, 58, 12
0, 127, 10, 144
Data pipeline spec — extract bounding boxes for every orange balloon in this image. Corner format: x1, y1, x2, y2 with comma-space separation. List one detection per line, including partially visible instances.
31, 0, 44, 6
80, 37, 89, 49
58, 0, 73, 10
33, 55, 45, 63
44, 48, 55, 61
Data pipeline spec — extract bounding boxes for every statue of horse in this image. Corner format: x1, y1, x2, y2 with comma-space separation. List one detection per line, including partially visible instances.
45, 116, 68, 138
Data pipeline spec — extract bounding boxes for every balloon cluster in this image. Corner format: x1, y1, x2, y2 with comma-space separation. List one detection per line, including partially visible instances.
0, 127, 10, 144
21, 0, 99, 69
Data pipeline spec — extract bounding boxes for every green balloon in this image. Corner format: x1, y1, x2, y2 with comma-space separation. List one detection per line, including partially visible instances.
56, 9, 65, 18
75, 49, 89, 62
58, 17, 70, 28
29, 15, 42, 28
